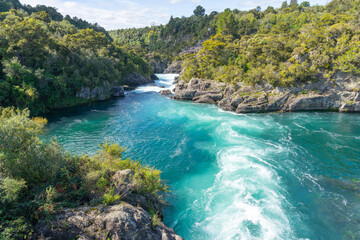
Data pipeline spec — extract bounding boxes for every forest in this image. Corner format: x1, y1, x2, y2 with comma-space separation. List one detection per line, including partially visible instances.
111, 0, 360, 87
0, 0, 152, 115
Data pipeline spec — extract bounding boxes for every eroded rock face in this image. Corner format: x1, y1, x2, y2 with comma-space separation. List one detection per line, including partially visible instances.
160, 90, 172, 96
35, 203, 182, 240
76, 84, 125, 101
172, 77, 360, 113
288, 95, 339, 111
164, 61, 183, 74
76, 72, 153, 101
122, 73, 154, 87
150, 59, 168, 73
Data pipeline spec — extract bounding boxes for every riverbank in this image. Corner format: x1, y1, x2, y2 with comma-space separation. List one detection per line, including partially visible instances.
172, 74, 360, 113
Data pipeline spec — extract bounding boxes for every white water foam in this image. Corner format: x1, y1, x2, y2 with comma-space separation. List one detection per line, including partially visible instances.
192, 119, 295, 240
133, 74, 178, 93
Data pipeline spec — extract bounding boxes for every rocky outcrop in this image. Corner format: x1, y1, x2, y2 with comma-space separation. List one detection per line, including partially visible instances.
34, 169, 182, 240
122, 73, 154, 87
172, 77, 360, 113
160, 90, 172, 96
76, 82, 125, 101
35, 203, 182, 240
150, 59, 168, 73
164, 61, 183, 74
76, 73, 154, 101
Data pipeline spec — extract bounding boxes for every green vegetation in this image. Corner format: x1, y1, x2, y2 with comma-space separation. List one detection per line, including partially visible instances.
109, 5, 218, 62
0, 1, 152, 115
181, 0, 360, 86
111, 0, 360, 87
0, 107, 167, 239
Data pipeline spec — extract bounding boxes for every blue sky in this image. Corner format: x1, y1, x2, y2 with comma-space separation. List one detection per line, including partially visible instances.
20, 0, 330, 30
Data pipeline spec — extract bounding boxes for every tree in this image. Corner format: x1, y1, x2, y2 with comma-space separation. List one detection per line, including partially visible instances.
300, 1, 310, 7
281, 1, 288, 8
290, 0, 298, 6
193, 5, 205, 17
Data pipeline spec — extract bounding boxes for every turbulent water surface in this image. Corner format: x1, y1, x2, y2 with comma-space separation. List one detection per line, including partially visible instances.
46, 74, 360, 240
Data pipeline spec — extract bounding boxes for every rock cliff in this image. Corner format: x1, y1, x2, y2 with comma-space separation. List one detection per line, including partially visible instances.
173, 75, 360, 113
164, 61, 183, 74
76, 73, 154, 101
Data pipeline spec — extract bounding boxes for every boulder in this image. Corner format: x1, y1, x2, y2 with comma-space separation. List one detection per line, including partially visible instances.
230, 97, 244, 108
218, 98, 234, 111
35, 203, 183, 240
160, 90, 172, 96
266, 93, 290, 112
193, 96, 216, 104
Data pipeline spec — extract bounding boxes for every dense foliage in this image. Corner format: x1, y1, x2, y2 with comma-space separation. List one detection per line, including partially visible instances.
0, 2, 152, 114
0, 0, 108, 34
182, 0, 360, 86
109, 6, 218, 61
0, 107, 167, 239
111, 0, 360, 87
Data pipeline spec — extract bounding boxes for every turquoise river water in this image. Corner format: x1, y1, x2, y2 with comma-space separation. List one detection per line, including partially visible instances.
45, 74, 360, 240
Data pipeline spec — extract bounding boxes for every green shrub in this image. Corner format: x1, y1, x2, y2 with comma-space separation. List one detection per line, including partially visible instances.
0, 177, 26, 203
102, 187, 120, 205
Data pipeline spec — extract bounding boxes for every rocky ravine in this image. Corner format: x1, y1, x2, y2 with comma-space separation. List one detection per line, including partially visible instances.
35, 169, 183, 240
172, 73, 360, 113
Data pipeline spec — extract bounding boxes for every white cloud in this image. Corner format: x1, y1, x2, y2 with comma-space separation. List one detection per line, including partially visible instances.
20, 0, 171, 30
169, 0, 182, 4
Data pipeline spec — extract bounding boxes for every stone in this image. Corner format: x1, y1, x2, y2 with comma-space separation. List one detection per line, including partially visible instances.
35, 203, 183, 240
122, 73, 154, 87
230, 97, 244, 108
160, 90, 172, 96
288, 95, 337, 111
164, 61, 183, 74
110, 87, 125, 98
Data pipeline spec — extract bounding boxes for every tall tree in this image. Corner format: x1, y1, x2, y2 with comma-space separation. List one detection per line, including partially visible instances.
193, 5, 205, 17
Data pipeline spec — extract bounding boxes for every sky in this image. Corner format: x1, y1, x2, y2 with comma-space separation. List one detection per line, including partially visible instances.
20, 0, 330, 30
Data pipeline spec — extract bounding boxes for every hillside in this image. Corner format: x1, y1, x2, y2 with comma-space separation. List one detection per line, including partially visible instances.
0, 0, 154, 115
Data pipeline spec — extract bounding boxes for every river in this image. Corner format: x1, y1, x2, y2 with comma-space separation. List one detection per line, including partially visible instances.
45, 74, 360, 240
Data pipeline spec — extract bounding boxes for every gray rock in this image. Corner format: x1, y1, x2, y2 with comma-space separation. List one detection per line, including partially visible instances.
111, 87, 125, 98
122, 73, 154, 87
193, 96, 216, 104
231, 97, 244, 108
35, 203, 182, 240
288, 95, 338, 111
172, 72, 360, 113
218, 98, 234, 111
164, 61, 183, 74
160, 90, 172, 96
267, 93, 290, 112
339, 102, 360, 112
355, 93, 360, 101
150, 59, 168, 73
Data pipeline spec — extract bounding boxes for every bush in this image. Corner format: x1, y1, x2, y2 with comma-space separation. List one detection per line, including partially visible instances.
0, 108, 168, 238
0, 177, 26, 203
102, 187, 120, 205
